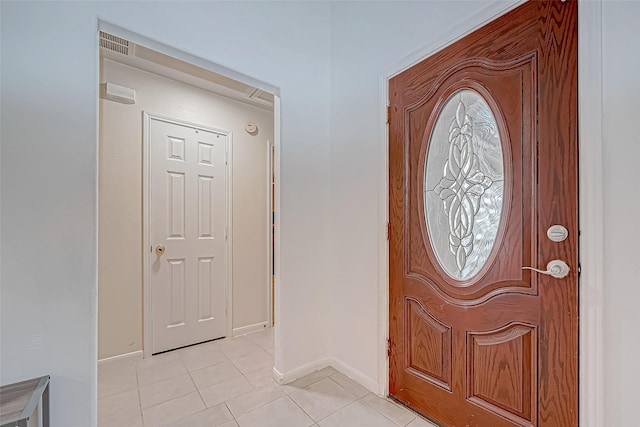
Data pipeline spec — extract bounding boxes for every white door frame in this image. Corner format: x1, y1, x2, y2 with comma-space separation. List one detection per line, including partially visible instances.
377, 1, 604, 426
142, 112, 233, 357
267, 140, 275, 327
98, 21, 281, 364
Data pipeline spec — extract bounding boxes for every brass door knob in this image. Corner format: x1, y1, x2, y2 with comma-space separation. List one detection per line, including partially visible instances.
155, 245, 166, 255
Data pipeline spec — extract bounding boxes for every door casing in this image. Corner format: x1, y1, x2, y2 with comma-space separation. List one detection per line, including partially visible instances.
378, 2, 604, 426
97, 18, 283, 393
143, 112, 233, 357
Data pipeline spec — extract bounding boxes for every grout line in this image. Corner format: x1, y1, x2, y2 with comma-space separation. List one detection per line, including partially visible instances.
286, 376, 359, 424
359, 394, 417, 427
223, 402, 239, 426
100, 335, 276, 426
225, 378, 285, 419
284, 393, 317, 423
185, 366, 206, 411
134, 359, 144, 425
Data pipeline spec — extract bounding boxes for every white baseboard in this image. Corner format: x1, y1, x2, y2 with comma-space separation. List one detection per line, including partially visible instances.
272, 357, 332, 384
233, 321, 270, 337
98, 350, 143, 365
328, 357, 379, 394
272, 356, 379, 395
272, 366, 285, 384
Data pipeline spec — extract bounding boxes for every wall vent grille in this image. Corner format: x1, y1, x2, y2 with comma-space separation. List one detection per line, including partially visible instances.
245, 88, 273, 106
99, 31, 130, 56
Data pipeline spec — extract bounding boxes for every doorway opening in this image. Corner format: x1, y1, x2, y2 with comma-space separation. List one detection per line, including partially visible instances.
97, 24, 279, 365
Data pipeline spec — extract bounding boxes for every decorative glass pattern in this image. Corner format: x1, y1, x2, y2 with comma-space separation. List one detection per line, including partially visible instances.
424, 89, 504, 280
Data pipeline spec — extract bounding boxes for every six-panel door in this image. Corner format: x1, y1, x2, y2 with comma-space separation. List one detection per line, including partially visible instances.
150, 117, 227, 354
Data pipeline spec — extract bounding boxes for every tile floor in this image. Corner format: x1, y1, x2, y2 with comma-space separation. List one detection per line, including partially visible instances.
98, 328, 437, 427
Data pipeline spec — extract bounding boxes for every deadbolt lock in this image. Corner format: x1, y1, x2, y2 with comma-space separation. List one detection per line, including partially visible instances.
547, 225, 569, 243
155, 245, 166, 255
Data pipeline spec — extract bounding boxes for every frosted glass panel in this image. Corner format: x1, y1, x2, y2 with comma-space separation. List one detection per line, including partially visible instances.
424, 89, 504, 280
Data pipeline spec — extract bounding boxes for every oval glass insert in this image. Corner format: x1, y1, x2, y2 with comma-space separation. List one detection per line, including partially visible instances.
424, 89, 504, 281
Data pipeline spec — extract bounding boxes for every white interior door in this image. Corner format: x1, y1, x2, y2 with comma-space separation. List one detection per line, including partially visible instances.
149, 116, 227, 354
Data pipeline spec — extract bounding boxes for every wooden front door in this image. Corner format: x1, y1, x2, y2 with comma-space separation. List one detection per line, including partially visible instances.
388, 2, 578, 426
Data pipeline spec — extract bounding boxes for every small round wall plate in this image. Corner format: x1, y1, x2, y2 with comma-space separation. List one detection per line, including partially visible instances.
245, 122, 257, 133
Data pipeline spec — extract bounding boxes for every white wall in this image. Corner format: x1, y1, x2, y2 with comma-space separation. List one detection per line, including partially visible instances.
1, 2, 331, 425
2, 0, 638, 425
602, 1, 640, 425
99, 59, 274, 359
328, 0, 521, 390
0, 4, 100, 427
328, 2, 640, 426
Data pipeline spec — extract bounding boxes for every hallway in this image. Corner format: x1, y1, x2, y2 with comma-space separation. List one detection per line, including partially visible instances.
98, 329, 436, 427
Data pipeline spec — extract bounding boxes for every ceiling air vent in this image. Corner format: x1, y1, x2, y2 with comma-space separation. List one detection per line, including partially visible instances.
99, 31, 132, 56
245, 88, 274, 107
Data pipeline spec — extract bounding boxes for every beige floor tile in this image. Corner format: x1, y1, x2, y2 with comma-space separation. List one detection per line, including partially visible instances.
98, 340, 417, 427
190, 361, 243, 390
231, 349, 274, 374
98, 389, 142, 427
245, 366, 278, 388
98, 369, 138, 400
361, 393, 416, 426
139, 373, 196, 408
136, 357, 188, 387
180, 345, 229, 372
218, 336, 263, 359
226, 385, 285, 418
101, 418, 142, 427
406, 416, 439, 427
235, 396, 314, 427
318, 401, 398, 427
142, 391, 205, 426
246, 328, 274, 349
199, 375, 254, 407
169, 403, 234, 427
98, 357, 138, 378
283, 367, 339, 392
135, 351, 181, 369
329, 373, 370, 399
287, 377, 357, 421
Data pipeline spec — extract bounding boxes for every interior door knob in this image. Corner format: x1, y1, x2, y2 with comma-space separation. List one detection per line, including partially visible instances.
522, 259, 570, 279
155, 245, 166, 255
